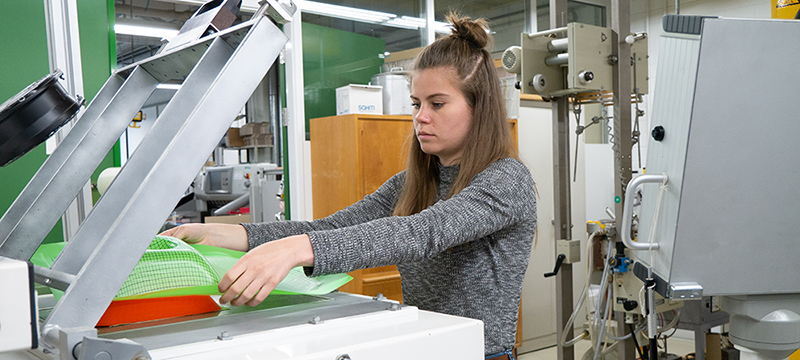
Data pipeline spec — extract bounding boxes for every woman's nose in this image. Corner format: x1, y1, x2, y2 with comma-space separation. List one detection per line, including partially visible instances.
414, 105, 432, 124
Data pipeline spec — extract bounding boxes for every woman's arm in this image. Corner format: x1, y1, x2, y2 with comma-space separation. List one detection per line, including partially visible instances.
308, 159, 536, 276
243, 171, 405, 249
160, 171, 404, 251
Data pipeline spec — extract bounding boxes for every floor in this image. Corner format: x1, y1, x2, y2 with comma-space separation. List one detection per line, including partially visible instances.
518, 337, 696, 360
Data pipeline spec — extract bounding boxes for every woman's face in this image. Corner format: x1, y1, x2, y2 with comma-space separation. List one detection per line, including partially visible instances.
410, 67, 473, 166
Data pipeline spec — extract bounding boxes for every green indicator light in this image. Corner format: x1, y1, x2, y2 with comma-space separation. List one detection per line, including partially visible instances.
614, 196, 621, 203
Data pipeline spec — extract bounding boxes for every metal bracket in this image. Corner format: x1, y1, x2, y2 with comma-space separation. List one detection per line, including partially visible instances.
667, 282, 703, 300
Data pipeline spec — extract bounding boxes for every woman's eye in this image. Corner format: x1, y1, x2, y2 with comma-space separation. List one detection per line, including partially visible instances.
411, 103, 420, 109
432, 102, 444, 108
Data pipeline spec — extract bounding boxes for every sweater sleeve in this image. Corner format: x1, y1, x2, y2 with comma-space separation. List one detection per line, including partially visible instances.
307, 159, 536, 276
242, 171, 405, 250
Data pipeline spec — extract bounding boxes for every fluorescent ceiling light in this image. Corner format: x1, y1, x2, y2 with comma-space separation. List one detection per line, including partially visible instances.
301, 1, 396, 23
145, 0, 453, 34
115, 23, 179, 39
386, 16, 452, 34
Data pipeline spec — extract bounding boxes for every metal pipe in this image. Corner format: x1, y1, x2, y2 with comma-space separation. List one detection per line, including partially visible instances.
548, 38, 568, 52
526, 26, 568, 39
545, 53, 569, 66
675, 0, 680, 14
33, 265, 76, 291
213, 193, 250, 216
620, 174, 667, 250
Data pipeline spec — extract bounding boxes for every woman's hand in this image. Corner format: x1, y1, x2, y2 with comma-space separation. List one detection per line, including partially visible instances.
159, 223, 249, 252
217, 234, 314, 306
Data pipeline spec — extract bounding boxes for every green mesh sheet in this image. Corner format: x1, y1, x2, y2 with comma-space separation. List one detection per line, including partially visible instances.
31, 235, 352, 301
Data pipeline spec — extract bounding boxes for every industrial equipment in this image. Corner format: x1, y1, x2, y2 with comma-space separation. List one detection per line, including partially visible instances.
189, 163, 280, 218
502, 22, 648, 98
622, 15, 800, 359
0, 1, 484, 359
507, 13, 800, 360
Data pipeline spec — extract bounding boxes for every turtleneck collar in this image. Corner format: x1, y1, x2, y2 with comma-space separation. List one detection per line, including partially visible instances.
437, 161, 460, 185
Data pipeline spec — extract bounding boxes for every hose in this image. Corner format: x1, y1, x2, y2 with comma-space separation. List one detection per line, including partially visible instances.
560, 230, 605, 347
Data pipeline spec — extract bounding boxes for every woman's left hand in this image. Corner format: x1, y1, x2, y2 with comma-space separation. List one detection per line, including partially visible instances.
218, 234, 314, 306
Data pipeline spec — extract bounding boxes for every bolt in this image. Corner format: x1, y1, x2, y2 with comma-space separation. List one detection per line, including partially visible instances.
309, 316, 322, 324
217, 331, 231, 341
373, 293, 387, 301
388, 303, 401, 311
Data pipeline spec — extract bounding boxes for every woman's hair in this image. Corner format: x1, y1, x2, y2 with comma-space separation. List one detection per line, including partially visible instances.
394, 12, 518, 216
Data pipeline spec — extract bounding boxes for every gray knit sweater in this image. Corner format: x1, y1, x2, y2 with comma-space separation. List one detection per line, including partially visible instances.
242, 158, 537, 355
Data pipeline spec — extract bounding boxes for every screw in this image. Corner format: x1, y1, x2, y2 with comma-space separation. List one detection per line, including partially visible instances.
309, 316, 322, 324
217, 331, 231, 341
388, 303, 401, 311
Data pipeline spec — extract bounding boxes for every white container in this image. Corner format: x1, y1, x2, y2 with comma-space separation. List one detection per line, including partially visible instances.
371, 69, 412, 115
500, 75, 520, 119
336, 84, 383, 115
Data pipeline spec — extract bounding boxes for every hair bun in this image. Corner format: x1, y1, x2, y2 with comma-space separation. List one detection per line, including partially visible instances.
447, 12, 490, 49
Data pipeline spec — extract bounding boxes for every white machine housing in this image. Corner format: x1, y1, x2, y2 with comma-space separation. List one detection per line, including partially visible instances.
0, 257, 36, 352
635, 15, 800, 298
633, 15, 800, 359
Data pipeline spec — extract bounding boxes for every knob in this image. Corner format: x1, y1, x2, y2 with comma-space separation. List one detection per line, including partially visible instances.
623, 300, 638, 311
514, 81, 521, 90
651, 126, 665, 141
578, 71, 594, 84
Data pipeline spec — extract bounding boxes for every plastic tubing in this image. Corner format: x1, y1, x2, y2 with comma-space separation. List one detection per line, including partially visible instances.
560, 230, 601, 347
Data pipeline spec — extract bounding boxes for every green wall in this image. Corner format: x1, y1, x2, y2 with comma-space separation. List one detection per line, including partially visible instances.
0, 1, 115, 244
302, 22, 385, 133
282, 23, 385, 219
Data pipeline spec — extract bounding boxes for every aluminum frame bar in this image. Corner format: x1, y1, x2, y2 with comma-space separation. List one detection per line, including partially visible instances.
549, 1, 574, 359
50, 37, 236, 275
611, 0, 636, 358
43, 16, 288, 333
284, 8, 309, 220
0, 71, 154, 261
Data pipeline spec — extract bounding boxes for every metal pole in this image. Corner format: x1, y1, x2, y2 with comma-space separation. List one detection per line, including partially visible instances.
525, 0, 538, 34
43, 0, 92, 241
611, 0, 636, 358
549, 1, 573, 359
425, 0, 435, 45
284, 6, 310, 220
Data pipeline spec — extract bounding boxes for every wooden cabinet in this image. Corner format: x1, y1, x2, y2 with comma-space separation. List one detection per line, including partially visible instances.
310, 114, 412, 302
310, 114, 519, 304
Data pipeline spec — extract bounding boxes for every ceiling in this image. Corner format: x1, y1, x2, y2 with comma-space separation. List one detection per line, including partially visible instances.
114, 0, 531, 68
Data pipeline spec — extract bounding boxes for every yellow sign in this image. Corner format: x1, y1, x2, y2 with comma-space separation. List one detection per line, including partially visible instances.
773, 0, 800, 19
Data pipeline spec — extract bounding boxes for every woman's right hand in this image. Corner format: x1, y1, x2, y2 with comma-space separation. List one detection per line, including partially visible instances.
159, 223, 250, 252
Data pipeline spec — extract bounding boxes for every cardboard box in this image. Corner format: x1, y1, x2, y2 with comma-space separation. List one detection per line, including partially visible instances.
226, 128, 245, 147
250, 133, 273, 146
239, 122, 270, 136
336, 84, 383, 115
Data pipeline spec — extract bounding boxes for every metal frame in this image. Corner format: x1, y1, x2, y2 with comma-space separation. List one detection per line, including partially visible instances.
0, 12, 289, 352
43, 0, 92, 241
284, 6, 310, 221
548, 2, 575, 360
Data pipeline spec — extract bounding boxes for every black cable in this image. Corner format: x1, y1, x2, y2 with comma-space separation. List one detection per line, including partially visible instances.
630, 324, 646, 360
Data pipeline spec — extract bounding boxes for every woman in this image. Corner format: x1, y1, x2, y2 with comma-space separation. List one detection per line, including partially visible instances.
163, 12, 536, 360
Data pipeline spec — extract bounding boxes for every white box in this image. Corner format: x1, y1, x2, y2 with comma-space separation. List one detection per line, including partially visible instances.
336, 84, 383, 115
0, 257, 35, 352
